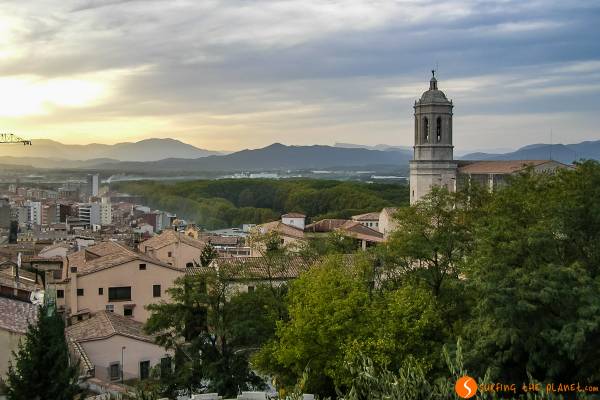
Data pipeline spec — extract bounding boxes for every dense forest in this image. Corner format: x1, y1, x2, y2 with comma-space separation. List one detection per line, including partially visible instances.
112, 179, 409, 229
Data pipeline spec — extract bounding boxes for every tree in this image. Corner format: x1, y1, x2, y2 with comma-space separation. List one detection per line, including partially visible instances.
253, 255, 446, 396
6, 306, 79, 400
381, 187, 475, 297
198, 241, 219, 267
145, 270, 265, 397
465, 167, 600, 384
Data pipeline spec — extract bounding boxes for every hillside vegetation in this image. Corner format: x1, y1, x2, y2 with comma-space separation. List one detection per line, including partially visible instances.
113, 179, 409, 229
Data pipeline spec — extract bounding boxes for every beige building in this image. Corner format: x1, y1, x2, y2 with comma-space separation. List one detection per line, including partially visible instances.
250, 220, 306, 256
66, 310, 170, 382
0, 297, 39, 379
57, 242, 183, 322
378, 207, 399, 239
456, 160, 569, 190
351, 212, 380, 230
139, 229, 206, 269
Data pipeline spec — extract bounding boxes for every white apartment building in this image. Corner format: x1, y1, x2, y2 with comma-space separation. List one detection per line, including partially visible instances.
78, 203, 101, 227
25, 200, 42, 225
100, 198, 112, 226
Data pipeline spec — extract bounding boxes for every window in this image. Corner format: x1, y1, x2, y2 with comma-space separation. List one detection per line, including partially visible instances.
139, 263, 146, 270
153, 284, 161, 298
106, 304, 114, 312
53, 270, 62, 280
423, 117, 429, 142
124, 307, 133, 317
247, 286, 255, 293
109, 363, 120, 381
57, 289, 64, 298
186, 262, 193, 268
436, 117, 442, 142
108, 287, 131, 302
167, 251, 172, 257
160, 357, 172, 376
140, 361, 150, 380
77, 288, 84, 296
70, 266, 77, 273
98, 287, 103, 295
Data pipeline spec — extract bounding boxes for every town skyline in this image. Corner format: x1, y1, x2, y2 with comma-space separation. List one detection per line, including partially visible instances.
1, 1, 599, 151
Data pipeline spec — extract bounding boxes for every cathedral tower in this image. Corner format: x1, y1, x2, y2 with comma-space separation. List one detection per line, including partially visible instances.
409, 71, 457, 204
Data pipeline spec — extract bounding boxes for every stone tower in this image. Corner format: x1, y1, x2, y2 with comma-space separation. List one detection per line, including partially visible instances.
409, 71, 457, 204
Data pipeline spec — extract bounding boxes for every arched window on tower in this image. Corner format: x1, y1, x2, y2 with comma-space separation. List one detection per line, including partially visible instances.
423, 117, 429, 142
436, 117, 442, 142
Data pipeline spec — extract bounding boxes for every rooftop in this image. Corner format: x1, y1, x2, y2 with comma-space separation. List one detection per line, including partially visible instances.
256, 220, 305, 239
457, 160, 559, 175
351, 212, 381, 221
282, 212, 306, 218
66, 310, 153, 343
187, 255, 317, 280
0, 296, 39, 334
140, 229, 206, 251
67, 241, 177, 276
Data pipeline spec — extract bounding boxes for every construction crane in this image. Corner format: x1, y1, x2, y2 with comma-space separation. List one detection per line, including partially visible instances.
0, 133, 32, 145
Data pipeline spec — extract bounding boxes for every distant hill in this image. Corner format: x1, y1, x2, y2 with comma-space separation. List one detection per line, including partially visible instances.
460, 140, 600, 164
92, 143, 412, 172
0, 138, 220, 161
334, 142, 411, 152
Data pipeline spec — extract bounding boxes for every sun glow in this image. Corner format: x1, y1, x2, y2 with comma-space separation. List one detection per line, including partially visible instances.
0, 74, 110, 117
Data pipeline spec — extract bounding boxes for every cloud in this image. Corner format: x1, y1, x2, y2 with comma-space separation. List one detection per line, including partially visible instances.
0, 0, 598, 151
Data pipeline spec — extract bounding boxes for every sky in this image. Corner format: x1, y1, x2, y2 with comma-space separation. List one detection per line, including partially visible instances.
0, 0, 599, 152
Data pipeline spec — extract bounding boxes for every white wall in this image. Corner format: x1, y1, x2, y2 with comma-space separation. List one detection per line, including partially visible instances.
82, 335, 169, 381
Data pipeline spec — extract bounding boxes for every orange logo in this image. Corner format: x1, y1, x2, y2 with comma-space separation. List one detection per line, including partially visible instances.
455, 375, 478, 398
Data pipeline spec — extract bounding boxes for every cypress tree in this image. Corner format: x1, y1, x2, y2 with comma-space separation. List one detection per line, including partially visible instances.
6, 306, 79, 400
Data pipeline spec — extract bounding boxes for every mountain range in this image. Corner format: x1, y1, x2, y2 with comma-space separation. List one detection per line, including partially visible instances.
92, 143, 412, 172
0, 138, 220, 161
2, 138, 600, 174
460, 140, 600, 164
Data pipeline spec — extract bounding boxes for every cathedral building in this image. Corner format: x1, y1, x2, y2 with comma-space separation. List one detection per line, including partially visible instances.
409, 72, 569, 204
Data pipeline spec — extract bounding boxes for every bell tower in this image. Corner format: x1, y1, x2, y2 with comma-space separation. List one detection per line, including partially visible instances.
409, 71, 457, 204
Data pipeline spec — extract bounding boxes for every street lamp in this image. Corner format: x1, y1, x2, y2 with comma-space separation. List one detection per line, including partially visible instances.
121, 346, 126, 384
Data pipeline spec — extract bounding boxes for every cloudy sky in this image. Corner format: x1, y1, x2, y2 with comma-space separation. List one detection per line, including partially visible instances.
1, 0, 599, 151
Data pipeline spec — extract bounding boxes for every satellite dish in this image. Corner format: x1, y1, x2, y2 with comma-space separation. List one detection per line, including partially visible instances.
30, 289, 45, 305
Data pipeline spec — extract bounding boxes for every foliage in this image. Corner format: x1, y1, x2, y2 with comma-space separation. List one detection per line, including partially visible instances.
145, 269, 279, 397
113, 179, 408, 229
465, 162, 600, 384
6, 306, 80, 400
198, 241, 219, 267
253, 255, 448, 396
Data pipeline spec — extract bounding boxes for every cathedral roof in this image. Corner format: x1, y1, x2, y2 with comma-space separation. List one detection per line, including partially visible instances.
418, 71, 451, 104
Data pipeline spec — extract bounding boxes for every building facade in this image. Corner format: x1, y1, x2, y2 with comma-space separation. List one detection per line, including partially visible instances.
410, 71, 456, 204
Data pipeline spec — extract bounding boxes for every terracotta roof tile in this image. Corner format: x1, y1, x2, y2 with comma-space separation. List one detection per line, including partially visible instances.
66, 310, 153, 343
458, 160, 555, 175
67, 241, 179, 276
351, 212, 380, 221
140, 230, 206, 251
0, 297, 38, 334
256, 221, 305, 239
186, 256, 317, 280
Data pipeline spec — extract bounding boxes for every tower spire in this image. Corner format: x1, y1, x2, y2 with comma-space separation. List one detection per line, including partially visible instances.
429, 69, 438, 90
